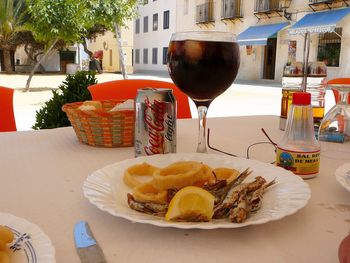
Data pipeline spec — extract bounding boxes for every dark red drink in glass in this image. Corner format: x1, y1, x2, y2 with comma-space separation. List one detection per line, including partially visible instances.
168, 39, 240, 107
167, 31, 240, 153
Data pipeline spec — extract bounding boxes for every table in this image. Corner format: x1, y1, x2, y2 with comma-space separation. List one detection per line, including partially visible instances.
0, 115, 349, 263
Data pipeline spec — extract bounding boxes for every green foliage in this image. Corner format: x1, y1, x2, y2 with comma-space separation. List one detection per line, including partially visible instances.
25, 0, 90, 45
86, 0, 138, 31
24, 0, 138, 48
0, 0, 26, 41
32, 71, 97, 130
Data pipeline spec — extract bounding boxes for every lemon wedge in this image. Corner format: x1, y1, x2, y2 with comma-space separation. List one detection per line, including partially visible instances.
165, 186, 215, 222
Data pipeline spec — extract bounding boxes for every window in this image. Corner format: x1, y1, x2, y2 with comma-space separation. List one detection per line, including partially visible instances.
143, 48, 148, 64
163, 10, 170, 29
196, 1, 215, 23
153, 14, 158, 31
287, 41, 296, 62
135, 49, 140, 64
184, 0, 189, 15
152, 48, 158, 64
135, 19, 140, 34
109, 50, 113, 66
317, 28, 342, 67
143, 16, 148, 33
162, 47, 168, 65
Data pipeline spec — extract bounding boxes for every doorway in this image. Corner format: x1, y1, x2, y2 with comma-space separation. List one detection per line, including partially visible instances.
263, 38, 277, 80
0, 50, 15, 72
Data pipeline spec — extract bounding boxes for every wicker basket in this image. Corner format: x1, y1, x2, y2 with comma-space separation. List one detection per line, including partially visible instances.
62, 100, 134, 147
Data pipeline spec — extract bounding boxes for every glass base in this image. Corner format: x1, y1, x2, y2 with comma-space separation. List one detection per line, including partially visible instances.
318, 104, 350, 143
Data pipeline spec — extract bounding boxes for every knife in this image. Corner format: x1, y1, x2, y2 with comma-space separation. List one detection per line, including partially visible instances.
74, 221, 107, 263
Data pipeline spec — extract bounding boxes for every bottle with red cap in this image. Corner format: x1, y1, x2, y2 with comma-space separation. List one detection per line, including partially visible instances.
276, 92, 320, 179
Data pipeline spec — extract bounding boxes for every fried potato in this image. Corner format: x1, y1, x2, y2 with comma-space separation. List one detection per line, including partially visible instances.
124, 161, 243, 205
0, 242, 8, 251
212, 168, 240, 183
133, 182, 168, 204
0, 226, 13, 244
0, 250, 10, 263
192, 164, 213, 187
123, 162, 159, 188
0, 226, 13, 263
152, 161, 206, 191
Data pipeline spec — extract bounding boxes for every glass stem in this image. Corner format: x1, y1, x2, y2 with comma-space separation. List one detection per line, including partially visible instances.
196, 105, 208, 153
338, 90, 349, 105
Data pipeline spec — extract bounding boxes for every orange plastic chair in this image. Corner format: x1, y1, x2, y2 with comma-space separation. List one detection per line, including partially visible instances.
88, 79, 192, 119
327, 78, 350, 104
0, 86, 17, 132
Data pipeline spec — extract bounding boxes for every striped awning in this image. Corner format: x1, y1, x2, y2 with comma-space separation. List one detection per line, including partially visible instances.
236, 22, 289, 46
288, 7, 350, 35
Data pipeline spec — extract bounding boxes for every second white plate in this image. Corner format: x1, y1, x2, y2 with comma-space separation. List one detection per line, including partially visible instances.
83, 153, 311, 229
0, 213, 55, 263
335, 163, 350, 192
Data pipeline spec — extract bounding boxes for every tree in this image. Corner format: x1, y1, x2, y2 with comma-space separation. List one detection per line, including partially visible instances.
15, 30, 65, 72
0, 0, 26, 73
0, 0, 64, 73
80, 23, 107, 74
24, 0, 90, 91
24, 0, 138, 90
81, 25, 104, 59
87, 0, 138, 79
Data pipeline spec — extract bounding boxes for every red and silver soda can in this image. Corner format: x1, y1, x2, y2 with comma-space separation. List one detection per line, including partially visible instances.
135, 88, 176, 157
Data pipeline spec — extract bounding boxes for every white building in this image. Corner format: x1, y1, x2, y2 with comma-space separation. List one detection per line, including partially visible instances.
175, 0, 350, 82
87, 22, 134, 74
133, 0, 176, 72
13, 44, 89, 73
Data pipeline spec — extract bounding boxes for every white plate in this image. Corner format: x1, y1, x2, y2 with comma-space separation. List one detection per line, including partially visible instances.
83, 153, 311, 229
335, 163, 350, 192
0, 213, 55, 263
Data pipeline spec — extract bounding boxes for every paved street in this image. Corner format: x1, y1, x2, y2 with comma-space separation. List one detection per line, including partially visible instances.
0, 72, 335, 131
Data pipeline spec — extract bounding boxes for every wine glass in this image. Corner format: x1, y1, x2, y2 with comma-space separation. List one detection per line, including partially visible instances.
167, 31, 240, 153
318, 84, 350, 143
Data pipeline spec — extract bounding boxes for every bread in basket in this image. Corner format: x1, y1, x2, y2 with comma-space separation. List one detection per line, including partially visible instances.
62, 100, 134, 147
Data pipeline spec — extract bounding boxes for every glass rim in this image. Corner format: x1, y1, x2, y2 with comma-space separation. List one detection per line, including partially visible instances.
327, 84, 350, 90
170, 31, 236, 42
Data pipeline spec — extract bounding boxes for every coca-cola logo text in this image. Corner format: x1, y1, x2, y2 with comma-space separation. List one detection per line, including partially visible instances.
165, 115, 175, 142
144, 98, 166, 155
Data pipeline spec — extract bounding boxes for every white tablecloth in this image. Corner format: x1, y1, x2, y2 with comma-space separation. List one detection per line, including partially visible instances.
0, 115, 349, 263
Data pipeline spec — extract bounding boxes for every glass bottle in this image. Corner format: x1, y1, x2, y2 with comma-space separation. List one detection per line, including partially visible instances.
307, 62, 327, 131
276, 92, 320, 179
280, 62, 303, 130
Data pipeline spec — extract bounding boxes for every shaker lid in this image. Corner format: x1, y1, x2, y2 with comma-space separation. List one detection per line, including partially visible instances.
292, 92, 311, 105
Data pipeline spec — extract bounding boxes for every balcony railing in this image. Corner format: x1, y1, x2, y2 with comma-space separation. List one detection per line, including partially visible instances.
254, 0, 281, 13
308, 0, 349, 11
221, 0, 243, 19
309, 0, 332, 3
196, 1, 215, 23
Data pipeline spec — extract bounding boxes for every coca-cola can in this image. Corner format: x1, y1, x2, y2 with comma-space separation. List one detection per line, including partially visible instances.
135, 88, 176, 157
